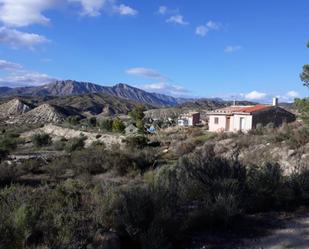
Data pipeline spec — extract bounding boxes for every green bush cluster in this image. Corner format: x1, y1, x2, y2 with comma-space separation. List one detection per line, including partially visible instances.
31, 133, 52, 148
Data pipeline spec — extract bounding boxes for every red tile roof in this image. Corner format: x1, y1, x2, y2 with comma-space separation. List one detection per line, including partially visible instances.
237, 105, 272, 113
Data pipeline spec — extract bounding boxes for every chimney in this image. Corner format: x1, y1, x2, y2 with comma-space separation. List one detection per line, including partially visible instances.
272, 97, 278, 106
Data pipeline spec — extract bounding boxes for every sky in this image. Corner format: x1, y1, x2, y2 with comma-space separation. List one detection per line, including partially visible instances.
0, 0, 308, 103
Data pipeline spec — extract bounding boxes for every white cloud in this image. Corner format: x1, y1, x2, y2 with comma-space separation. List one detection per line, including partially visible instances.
0, 59, 22, 71
157, 6, 167, 15
126, 67, 188, 96
0, 0, 137, 27
224, 45, 242, 53
222, 90, 301, 103
0, 72, 56, 87
196, 21, 220, 37
0, 0, 55, 27
166, 15, 188, 25
0, 58, 56, 87
0, 27, 49, 48
126, 67, 168, 81
141, 82, 188, 96
68, 0, 107, 17
114, 4, 138, 16
244, 91, 267, 100
196, 25, 208, 37
69, 0, 137, 17
287, 90, 299, 98
206, 21, 220, 30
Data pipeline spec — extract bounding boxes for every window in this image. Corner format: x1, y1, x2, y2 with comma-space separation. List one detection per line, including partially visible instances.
214, 117, 219, 124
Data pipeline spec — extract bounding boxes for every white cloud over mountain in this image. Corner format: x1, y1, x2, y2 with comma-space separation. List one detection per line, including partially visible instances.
126, 67, 169, 81
0, 58, 56, 87
244, 90, 267, 100
141, 82, 188, 96
126, 67, 188, 96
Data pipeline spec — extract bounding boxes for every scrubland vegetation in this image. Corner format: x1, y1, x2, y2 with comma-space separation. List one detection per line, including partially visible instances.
0, 116, 308, 249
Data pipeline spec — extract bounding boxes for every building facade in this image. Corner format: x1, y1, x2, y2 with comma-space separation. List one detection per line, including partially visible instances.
207, 99, 295, 132
178, 112, 200, 127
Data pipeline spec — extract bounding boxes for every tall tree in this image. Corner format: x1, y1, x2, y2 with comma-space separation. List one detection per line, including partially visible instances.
300, 41, 309, 87
296, 41, 309, 124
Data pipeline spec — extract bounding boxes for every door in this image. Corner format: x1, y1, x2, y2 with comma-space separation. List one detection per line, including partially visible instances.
239, 117, 245, 131
226, 117, 231, 131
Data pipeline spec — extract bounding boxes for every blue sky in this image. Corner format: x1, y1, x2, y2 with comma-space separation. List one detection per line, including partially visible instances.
0, 0, 308, 102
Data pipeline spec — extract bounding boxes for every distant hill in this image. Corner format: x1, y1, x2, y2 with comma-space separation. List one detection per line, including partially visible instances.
9, 104, 70, 125
0, 98, 32, 120
46, 92, 154, 116
0, 80, 179, 107
0, 91, 156, 125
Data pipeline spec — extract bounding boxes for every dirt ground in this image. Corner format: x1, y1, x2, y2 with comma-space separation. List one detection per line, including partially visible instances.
241, 214, 309, 249
189, 209, 309, 249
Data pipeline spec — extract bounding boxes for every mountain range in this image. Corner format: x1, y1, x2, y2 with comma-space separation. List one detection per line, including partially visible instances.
0, 80, 180, 107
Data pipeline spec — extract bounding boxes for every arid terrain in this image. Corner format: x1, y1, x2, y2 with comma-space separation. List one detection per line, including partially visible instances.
0, 83, 308, 249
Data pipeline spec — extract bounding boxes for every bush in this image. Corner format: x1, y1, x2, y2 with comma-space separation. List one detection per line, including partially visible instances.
245, 163, 286, 211
65, 137, 86, 152
88, 117, 97, 127
100, 119, 113, 132
67, 115, 81, 126
0, 134, 19, 151
31, 133, 52, 148
112, 118, 125, 133
0, 163, 22, 185
126, 135, 148, 150
0, 149, 8, 162
295, 98, 309, 124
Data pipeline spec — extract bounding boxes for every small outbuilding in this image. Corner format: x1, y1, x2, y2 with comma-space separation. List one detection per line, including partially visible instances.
178, 112, 200, 127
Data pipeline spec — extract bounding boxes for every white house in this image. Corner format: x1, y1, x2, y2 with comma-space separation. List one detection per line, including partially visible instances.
178, 112, 200, 127
207, 98, 295, 132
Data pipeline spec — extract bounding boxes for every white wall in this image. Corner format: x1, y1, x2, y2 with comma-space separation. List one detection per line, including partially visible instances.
232, 114, 252, 132
208, 115, 227, 132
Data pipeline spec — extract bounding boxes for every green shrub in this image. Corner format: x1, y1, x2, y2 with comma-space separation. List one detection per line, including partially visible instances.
65, 137, 86, 152
112, 118, 125, 133
88, 117, 97, 127
31, 133, 52, 148
245, 163, 285, 211
0, 149, 8, 162
53, 140, 66, 151
100, 119, 113, 132
126, 135, 148, 150
67, 115, 81, 126
295, 98, 309, 124
0, 135, 18, 151
0, 163, 22, 185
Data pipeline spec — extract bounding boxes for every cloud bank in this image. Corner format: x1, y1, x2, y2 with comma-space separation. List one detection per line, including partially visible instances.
0, 58, 56, 87
126, 67, 188, 96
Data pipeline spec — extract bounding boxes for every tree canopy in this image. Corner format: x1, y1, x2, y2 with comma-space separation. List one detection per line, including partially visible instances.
300, 42, 309, 87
